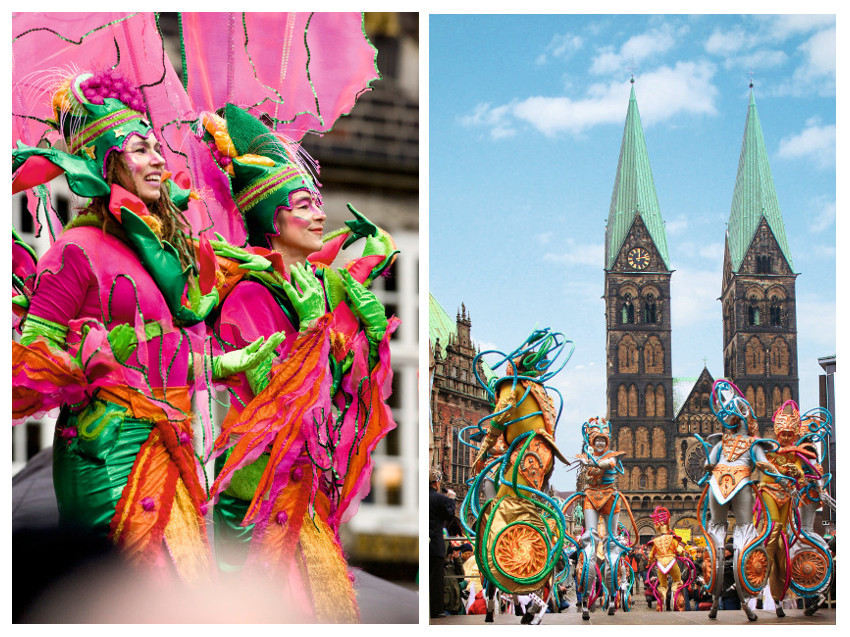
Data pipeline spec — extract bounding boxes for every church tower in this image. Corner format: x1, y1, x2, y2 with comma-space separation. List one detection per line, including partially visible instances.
604, 80, 675, 540
721, 85, 799, 436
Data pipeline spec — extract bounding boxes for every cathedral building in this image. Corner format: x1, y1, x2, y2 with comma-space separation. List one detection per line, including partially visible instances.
603, 80, 799, 542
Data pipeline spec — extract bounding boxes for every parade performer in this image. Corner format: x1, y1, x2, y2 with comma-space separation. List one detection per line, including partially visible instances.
200, 103, 398, 622
695, 379, 780, 621
644, 506, 689, 612
460, 329, 574, 625
760, 400, 834, 616
570, 417, 638, 619
11, 71, 277, 581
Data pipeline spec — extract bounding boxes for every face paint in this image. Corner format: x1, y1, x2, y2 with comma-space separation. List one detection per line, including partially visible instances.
269, 190, 326, 263
118, 132, 165, 204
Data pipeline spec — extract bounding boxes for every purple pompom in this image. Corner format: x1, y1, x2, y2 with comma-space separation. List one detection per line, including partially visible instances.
79, 69, 145, 114
179, 431, 191, 446
290, 466, 303, 482
275, 511, 288, 526
141, 497, 156, 512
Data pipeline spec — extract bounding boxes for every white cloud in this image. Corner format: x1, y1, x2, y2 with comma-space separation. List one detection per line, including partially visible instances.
590, 26, 678, 75
777, 121, 835, 168
767, 15, 836, 39
796, 26, 836, 81
721, 48, 788, 72
537, 231, 554, 245
665, 215, 688, 236
543, 241, 603, 266
538, 33, 583, 65
462, 61, 718, 140
705, 27, 747, 56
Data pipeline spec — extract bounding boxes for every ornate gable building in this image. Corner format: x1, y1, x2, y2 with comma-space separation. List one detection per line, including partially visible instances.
429, 294, 491, 501
721, 87, 799, 438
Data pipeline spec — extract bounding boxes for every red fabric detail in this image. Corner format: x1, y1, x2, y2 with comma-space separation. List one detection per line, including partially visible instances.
307, 233, 347, 267
108, 183, 150, 221
344, 254, 386, 284
12, 156, 64, 194
197, 235, 217, 295
171, 170, 191, 190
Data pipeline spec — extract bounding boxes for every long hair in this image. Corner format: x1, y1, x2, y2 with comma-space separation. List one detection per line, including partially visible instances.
79, 151, 197, 272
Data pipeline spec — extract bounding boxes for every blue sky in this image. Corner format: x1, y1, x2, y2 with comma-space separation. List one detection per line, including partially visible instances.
428, 14, 837, 489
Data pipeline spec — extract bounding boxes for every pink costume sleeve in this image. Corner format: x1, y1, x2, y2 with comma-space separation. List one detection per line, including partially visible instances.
27, 242, 99, 337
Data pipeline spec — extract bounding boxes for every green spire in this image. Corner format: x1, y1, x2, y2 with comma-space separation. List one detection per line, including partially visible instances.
726, 86, 793, 272
605, 81, 670, 270
429, 292, 457, 348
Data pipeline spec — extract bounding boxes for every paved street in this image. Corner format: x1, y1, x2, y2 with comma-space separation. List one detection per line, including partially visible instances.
431, 606, 836, 626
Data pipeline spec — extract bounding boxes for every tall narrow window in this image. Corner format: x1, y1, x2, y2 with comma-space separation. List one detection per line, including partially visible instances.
621, 293, 635, 324
644, 294, 657, 324
769, 296, 781, 326
748, 298, 761, 326
756, 255, 772, 274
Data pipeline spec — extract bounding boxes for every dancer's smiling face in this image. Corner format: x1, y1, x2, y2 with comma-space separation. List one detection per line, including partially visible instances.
117, 132, 166, 204
270, 190, 326, 260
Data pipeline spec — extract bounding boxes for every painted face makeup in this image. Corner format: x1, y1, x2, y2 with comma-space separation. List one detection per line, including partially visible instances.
269, 190, 326, 262
118, 132, 165, 204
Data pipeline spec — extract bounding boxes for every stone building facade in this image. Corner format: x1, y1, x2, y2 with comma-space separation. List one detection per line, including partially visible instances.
429, 297, 492, 502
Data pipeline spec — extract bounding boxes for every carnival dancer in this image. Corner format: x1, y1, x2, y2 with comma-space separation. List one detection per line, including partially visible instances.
645, 506, 687, 612
462, 329, 574, 625
695, 379, 781, 621
761, 400, 834, 616
572, 417, 638, 619
11, 70, 278, 582
199, 104, 398, 622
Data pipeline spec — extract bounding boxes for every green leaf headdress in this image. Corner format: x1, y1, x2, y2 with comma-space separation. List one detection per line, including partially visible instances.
201, 103, 320, 248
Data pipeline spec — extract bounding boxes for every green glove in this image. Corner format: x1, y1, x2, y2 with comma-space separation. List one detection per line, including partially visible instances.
211, 331, 287, 380
342, 204, 378, 249
245, 353, 275, 395
282, 262, 326, 331
106, 323, 138, 364
340, 269, 388, 344
211, 233, 273, 272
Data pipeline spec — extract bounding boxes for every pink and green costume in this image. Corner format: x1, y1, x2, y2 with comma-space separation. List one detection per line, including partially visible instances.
12, 72, 217, 582
202, 104, 399, 621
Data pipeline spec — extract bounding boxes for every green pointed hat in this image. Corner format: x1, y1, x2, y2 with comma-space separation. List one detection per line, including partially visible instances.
12, 71, 156, 200
204, 103, 319, 248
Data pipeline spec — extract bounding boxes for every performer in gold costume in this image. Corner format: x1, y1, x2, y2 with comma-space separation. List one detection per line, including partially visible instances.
645, 506, 686, 612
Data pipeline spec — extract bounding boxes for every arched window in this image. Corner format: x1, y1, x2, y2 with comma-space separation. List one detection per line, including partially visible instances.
644, 336, 664, 373
770, 338, 790, 375
618, 384, 628, 417
621, 293, 635, 324
644, 293, 657, 324
618, 335, 638, 373
756, 255, 772, 274
656, 385, 666, 416
769, 296, 782, 326
628, 384, 638, 417
746, 338, 765, 375
639, 474, 647, 490
748, 296, 761, 326
645, 384, 656, 417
